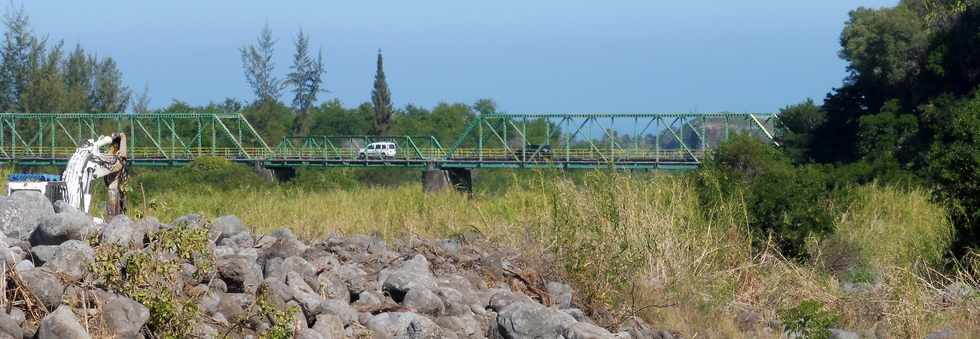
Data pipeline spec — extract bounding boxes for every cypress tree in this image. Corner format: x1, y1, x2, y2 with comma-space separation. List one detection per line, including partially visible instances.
372, 49, 392, 134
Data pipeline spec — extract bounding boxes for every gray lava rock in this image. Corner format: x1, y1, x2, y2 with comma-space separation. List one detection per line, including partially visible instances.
135, 216, 162, 236
29, 245, 59, 265
488, 290, 533, 313
380, 255, 437, 302
0, 312, 21, 339
926, 329, 956, 339
316, 299, 357, 326
19, 268, 65, 309
216, 254, 263, 294
218, 232, 254, 248
828, 329, 859, 339
312, 314, 344, 339
37, 305, 90, 339
13, 259, 32, 271
258, 229, 308, 260
496, 301, 576, 339
354, 290, 384, 306
171, 214, 205, 228
42, 240, 95, 281
0, 191, 54, 240
367, 312, 443, 339
564, 322, 615, 339
547, 281, 573, 309
210, 215, 247, 241
317, 272, 351, 303
102, 294, 150, 338
288, 272, 323, 316
435, 315, 484, 338
296, 328, 325, 339
335, 263, 375, 296
29, 209, 93, 246
561, 308, 593, 324
403, 288, 444, 315
216, 292, 248, 322
99, 215, 145, 248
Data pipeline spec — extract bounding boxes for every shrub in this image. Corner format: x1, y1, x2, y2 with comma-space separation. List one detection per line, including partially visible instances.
700, 134, 835, 258
779, 299, 840, 339
90, 224, 214, 338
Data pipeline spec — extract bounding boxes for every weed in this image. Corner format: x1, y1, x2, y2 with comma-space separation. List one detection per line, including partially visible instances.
779, 299, 840, 339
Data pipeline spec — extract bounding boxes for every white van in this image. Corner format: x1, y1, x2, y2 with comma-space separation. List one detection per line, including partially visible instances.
358, 142, 397, 159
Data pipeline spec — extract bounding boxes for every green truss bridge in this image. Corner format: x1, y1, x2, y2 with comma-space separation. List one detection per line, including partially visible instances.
0, 112, 779, 171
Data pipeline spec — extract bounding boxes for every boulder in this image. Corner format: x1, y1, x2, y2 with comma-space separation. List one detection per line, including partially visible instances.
37, 305, 90, 339
287, 272, 323, 316
42, 240, 95, 280
19, 269, 66, 309
564, 322, 616, 339
218, 232, 254, 248
335, 263, 375, 296
29, 245, 59, 265
98, 215, 145, 248
258, 229, 308, 260
546, 281, 573, 309
29, 209, 93, 246
135, 217, 162, 236
403, 288, 444, 315
317, 272, 351, 303
13, 260, 32, 272
216, 293, 248, 322
312, 314, 345, 339
435, 315, 484, 338
366, 312, 444, 338
380, 255, 437, 302
209, 215, 247, 242
496, 301, 576, 339
0, 191, 54, 240
171, 214, 205, 228
296, 328, 325, 339
101, 294, 150, 338
316, 299, 357, 326
0, 312, 21, 339
216, 254, 263, 294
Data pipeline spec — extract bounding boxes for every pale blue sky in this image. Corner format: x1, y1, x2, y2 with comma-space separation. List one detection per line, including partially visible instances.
22, 0, 896, 113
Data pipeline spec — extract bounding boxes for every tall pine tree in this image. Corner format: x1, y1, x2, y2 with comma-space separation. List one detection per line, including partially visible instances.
372, 49, 392, 134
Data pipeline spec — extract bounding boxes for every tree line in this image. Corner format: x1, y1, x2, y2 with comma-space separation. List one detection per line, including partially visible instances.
771, 0, 980, 253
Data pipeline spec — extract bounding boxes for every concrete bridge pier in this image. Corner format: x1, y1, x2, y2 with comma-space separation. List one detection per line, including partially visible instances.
422, 165, 472, 193
253, 162, 296, 183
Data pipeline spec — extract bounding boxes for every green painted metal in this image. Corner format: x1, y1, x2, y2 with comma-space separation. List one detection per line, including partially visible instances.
1, 112, 778, 170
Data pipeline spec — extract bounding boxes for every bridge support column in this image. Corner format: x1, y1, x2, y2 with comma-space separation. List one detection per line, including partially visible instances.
421, 166, 472, 193
253, 162, 296, 183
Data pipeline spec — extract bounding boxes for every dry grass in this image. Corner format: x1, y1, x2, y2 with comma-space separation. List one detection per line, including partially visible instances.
3, 166, 978, 337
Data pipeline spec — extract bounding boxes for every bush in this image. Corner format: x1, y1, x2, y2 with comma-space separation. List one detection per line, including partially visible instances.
779, 299, 840, 339
700, 134, 835, 258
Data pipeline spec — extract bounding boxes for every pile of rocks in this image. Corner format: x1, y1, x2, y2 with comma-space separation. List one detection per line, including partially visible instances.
0, 191, 665, 339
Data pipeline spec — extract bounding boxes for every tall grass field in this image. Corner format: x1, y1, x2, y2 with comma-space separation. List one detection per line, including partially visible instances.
3, 162, 978, 337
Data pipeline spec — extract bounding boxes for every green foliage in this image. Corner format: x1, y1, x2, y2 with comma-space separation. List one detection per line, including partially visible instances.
135, 157, 268, 194
776, 98, 826, 163
701, 134, 834, 258
372, 50, 393, 134
779, 299, 840, 339
922, 91, 980, 251
90, 224, 213, 338
256, 292, 298, 339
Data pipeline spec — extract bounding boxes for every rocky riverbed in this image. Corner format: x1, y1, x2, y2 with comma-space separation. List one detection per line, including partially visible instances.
0, 191, 671, 339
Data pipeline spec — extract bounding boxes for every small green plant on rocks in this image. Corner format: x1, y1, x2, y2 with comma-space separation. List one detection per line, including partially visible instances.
256, 290, 298, 339
779, 299, 840, 339
89, 224, 214, 339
